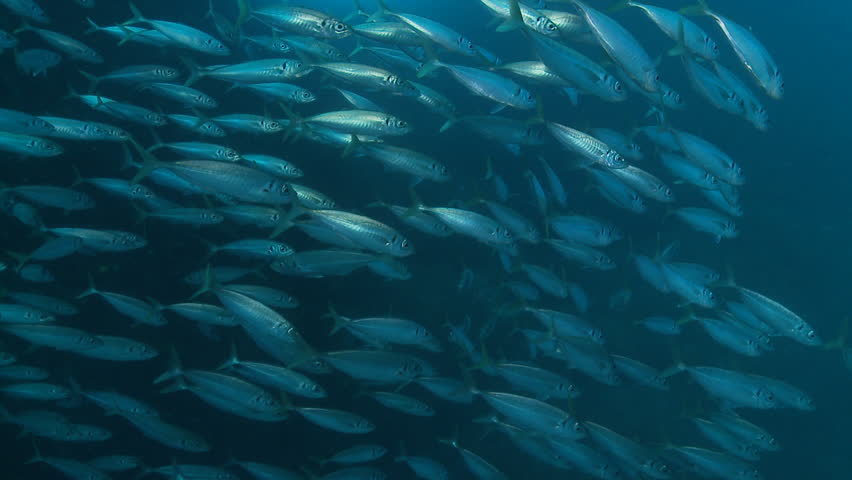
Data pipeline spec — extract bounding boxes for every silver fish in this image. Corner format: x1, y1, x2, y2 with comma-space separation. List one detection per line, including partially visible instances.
690, 2, 783, 99
571, 0, 660, 92
125, 2, 230, 55
253, 5, 352, 39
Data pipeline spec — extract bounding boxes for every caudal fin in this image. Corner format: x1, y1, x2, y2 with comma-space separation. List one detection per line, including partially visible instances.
496, 0, 524, 32
153, 346, 185, 384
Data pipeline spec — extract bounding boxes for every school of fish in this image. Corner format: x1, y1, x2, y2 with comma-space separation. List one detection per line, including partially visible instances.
0, 0, 837, 479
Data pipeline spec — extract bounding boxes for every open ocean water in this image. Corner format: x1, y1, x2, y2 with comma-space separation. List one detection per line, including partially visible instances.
0, 0, 848, 479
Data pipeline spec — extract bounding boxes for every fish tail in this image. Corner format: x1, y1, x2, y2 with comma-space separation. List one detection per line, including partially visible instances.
438, 115, 459, 133
116, 142, 136, 172
393, 441, 408, 462
12, 21, 32, 35
126, 1, 145, 24
343, 0, 368, 22
716, 261, 738, 289
660, 362, 687, 378
340, 132, 364, 159
119, 2, 147, 27
25, 439, 43, 465
823, 317, 849, 351
75, 272, 100, 299
235, 0, 253, 30
77, 69, 100, 93
179, 55, 204, 87
215, 339, 241, 370
349, 38, 367, 58
268, 206, 301, 239
561, 87, 580, 106
325, 304, 348, 334
416, 59, 443, 79
464, 343, 495, 373
368, 0, 392, 22
607, 0, 632, 13
153, 346, 184, 384
667, 17, 690, 57
116, 25, 141, 46
437, 426, 461, 450
145, 128, 165, 152
405, 187, 426, 214
62, 82, 81, 102
83, 17, 102, 34
128, 136, 165, 184
678, 0, 709, 16
496, 0, 524, 32
278, 103, 305, 143
131, 202, 149, 225
158, 376, 189, 394
189, 263, 219, 300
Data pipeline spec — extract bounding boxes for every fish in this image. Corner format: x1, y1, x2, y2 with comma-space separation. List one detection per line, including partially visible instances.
358, 143, 449, 182
312, 62, 418, 97
0, 108, 56, 135
627, 1, 718, 60
735, 287, 821, 346
0, 1, 820, 478
570, 0, 660, 92
547, 122, 627, 169
685, 0, 783, 99
667, 364, 776, 409
681, 54, 745, 116
524, 30, 627, 102
668, 445, 763, 480
0, 324, 102, 352
328, 309, 441, 352
379, 3, 478, 57
422, 61, 536, 111
124, 2, 230, 55
477, 0, 559, 37
142, 82, 218, 108
185, 58, 306, 86
585, 421, 671, 479
297, 209, 413, 257
0, 0, 50, 23
0, 132, 63, 157
15, 48, 61, 76
417, 206, 514, 246
252, 5, 352, 39
299, 110, 411, 137
549, 215, 622, 247
138, 159, 293, 205
16, 23, 103, 63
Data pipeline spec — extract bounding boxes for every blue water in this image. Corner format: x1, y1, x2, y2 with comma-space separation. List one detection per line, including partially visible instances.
0, 1, 848, 479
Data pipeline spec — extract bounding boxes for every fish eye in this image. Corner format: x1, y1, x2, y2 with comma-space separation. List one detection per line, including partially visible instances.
614, 82, 623, 92
396, 120, 407, 128
401, 239, 409, 248
654, 73, 661, 81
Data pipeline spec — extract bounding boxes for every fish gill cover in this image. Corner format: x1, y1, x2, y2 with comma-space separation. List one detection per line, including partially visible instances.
0, 0, 847, 479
